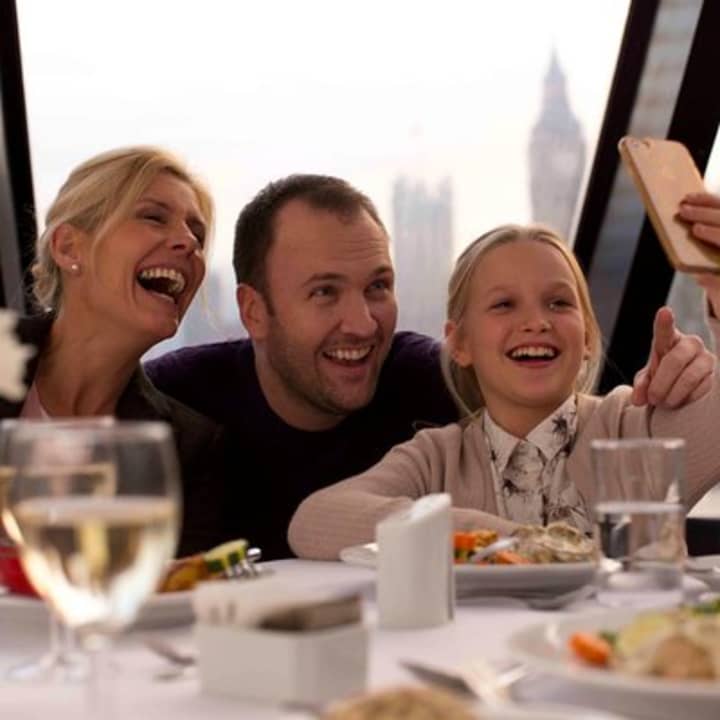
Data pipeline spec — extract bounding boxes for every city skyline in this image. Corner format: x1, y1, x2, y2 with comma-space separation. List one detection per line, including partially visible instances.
167, 48, 592, 348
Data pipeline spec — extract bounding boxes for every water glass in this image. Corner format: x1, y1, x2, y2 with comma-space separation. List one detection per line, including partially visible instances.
1, 417, 114, 683
591, 437, 686, 608
4, 420, 180, 712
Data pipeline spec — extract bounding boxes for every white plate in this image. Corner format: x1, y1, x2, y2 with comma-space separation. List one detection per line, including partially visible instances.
0, 591, 193, 630
686, 555, 720, 590
339, 542, 595, 597
508, 607, 720, 700
135, 590, 193, 628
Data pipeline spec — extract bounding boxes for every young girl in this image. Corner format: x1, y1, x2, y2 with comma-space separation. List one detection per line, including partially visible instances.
288, 214, 720, 560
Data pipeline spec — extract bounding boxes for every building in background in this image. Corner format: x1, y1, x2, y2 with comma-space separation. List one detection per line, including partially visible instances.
528, 50, 587, 239
178, 268, 242, 348
145, 268, 242, 361
392, 176, 454, 338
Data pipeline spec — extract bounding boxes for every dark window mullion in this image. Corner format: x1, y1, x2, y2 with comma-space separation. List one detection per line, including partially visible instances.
573, 0, 660, 273
0, 0, 36, 312
600, 0, 720, 393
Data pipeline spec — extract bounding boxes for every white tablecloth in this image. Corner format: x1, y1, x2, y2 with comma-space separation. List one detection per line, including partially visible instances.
0, 560, 716, 719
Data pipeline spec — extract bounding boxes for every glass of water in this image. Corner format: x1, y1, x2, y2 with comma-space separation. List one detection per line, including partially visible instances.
5, 420, 180, 711
591, 437, 686, 608
0, 417, 115, 683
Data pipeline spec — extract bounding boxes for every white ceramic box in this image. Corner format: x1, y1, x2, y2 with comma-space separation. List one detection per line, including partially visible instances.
195, 622, 368, 705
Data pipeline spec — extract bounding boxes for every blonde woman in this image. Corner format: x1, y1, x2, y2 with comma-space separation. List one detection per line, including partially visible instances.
289, 208, 720, 560
0, 146, 225, 556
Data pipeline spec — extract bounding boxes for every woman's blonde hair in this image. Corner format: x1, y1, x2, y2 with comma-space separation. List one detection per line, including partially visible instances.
441, 224, 603, 419
31, 146, 214, 311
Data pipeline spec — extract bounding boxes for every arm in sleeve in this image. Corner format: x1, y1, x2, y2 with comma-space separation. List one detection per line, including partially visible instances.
288, 426, 519, 560
649, 316, 720, 507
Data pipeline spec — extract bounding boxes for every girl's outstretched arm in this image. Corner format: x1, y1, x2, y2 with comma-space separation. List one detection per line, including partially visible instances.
288, 424, 519, 560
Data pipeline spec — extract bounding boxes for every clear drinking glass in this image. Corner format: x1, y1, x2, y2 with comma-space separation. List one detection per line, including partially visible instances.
0, 418, 113, 682
4, 421, 180, 712
591, 437, 686, 608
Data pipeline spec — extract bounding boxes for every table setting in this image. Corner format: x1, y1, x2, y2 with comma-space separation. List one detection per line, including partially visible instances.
0, 346, 718, 720
1, 553, 720, 719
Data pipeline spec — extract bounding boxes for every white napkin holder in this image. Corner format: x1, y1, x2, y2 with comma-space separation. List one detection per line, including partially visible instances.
376, 492, 454, 629
195, 622, 367, 704
193, 577, 368, 705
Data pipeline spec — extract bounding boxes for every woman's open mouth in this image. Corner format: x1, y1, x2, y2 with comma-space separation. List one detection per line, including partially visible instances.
136, 267, 187, 305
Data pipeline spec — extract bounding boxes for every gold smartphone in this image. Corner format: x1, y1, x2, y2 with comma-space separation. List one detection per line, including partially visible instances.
618, 136, 720, 273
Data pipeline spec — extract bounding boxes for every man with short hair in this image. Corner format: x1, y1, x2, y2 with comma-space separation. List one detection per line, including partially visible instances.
146, 175, 459, 559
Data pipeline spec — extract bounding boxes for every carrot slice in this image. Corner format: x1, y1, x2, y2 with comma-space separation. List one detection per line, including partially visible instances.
491, 550, 530, 565
568, 631, 611, 666
453, 532, 477, 551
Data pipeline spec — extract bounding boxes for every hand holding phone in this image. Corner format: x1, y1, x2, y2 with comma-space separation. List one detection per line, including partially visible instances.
618, 136, 720, 273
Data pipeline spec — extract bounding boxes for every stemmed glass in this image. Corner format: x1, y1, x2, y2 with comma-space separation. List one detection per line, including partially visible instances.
4, 421, 180, 713
0, 417, 114, 682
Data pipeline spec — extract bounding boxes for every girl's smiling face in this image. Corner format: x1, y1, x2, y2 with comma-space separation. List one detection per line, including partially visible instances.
447, 238, 589, 435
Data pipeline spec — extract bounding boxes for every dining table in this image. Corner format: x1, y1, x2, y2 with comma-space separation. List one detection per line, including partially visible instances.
0, 559, 717, 720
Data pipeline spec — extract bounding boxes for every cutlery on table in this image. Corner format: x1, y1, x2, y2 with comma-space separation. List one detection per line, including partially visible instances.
401, 658, 625, 719
143, 636, 196, 680
523, 584, 596, 610
456, 583, 597, 610
401, 657, 525, 702
686, 556, 720, 574
468, 537, 519, 563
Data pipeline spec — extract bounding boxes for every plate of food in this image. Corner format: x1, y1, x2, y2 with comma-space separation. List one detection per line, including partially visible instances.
508, 598, 720, 700
686, 555, 720, 591
339, 523, 596, 597
324, 685, 629, 720
0, 585, 195, 629
144, 538, 263, 627
0, 538, 259, 629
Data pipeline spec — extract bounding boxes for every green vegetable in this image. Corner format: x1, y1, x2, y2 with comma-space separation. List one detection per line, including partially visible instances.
599, 630, 618, 648
691, 598, 720, 615
204, 539, 248, 575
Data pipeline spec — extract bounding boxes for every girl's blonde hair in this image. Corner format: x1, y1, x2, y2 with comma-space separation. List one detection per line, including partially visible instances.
32, 146, 214, 311
441, 224, 602, 419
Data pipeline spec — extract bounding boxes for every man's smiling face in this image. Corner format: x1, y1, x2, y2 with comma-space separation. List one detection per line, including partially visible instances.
252, 199, 397, 430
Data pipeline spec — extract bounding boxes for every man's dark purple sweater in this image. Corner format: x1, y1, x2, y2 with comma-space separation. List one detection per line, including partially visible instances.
145, 331, 459, 559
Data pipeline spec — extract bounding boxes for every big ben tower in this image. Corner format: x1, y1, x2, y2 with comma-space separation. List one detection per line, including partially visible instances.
528, 49, 587, 239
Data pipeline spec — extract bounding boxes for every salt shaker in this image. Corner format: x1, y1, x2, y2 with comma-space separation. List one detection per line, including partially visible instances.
376, 493, 454, 629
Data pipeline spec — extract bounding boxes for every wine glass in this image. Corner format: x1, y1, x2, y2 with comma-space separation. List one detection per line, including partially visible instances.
4, 420, 180, 712
0, 417, 114, 682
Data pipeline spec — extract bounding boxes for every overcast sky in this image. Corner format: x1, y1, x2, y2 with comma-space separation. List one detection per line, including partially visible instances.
16, 0, 636, 289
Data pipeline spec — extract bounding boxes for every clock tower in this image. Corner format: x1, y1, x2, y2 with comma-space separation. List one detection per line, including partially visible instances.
528, 49, 587, 239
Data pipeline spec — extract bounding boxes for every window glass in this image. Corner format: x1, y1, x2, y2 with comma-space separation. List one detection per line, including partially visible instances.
17, 0, 629, 353
667, 125, 720, 519
667, 126, 720, 348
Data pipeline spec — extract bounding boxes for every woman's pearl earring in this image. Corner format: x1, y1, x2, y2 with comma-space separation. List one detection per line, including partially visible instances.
69, 262, 80, 275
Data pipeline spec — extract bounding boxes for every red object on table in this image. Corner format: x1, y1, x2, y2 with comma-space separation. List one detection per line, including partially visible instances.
0, 546, 39, 597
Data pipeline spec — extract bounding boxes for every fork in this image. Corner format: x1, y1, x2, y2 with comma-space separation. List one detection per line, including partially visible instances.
400, 657, 524, 702
143, 636, 196, 681
403, 658, 622, 719
144, 635, 196, 666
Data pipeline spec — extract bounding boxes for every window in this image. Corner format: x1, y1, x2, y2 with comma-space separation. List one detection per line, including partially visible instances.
668, 125, 720, 519
666, 126, 720, 347
17, 0, 629, 355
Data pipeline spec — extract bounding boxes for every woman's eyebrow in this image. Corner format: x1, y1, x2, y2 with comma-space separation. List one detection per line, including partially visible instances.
138, 197, 206, 228
137, 197, 169, 208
